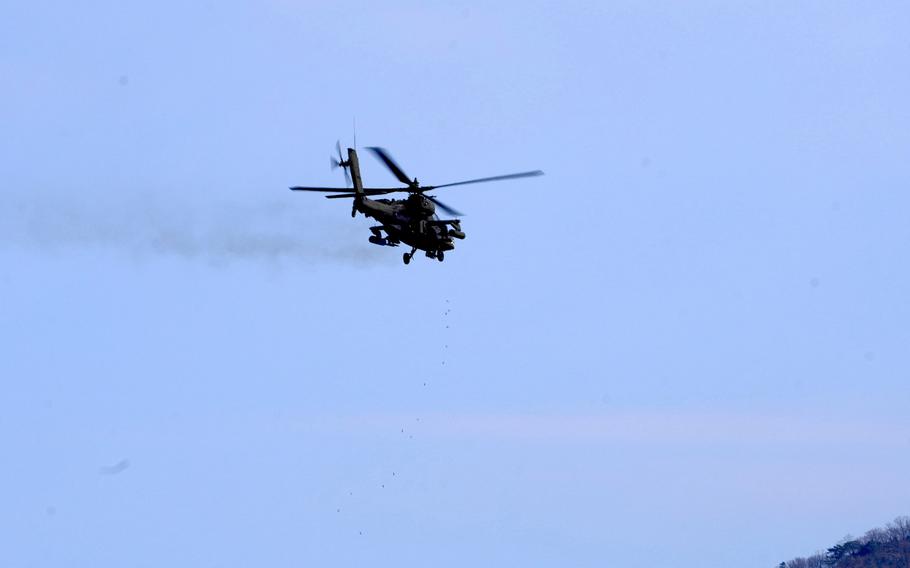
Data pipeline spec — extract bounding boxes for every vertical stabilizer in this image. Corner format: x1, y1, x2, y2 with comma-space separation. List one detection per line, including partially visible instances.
347, 148, 363, 217
348, 148, 363, 197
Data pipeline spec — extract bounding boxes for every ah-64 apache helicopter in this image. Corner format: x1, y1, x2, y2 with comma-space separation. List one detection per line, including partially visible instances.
290, 143, 543, 264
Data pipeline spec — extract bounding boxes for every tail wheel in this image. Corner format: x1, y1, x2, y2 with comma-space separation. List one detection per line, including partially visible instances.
437, 251, 444, 262
403, 253, 411, 265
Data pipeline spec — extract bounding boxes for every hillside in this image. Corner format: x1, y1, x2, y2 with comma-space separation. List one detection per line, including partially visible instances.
780, 517, 910, 567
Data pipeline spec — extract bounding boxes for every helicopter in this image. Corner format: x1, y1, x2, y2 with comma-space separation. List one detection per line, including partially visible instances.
290, 143, 543, 264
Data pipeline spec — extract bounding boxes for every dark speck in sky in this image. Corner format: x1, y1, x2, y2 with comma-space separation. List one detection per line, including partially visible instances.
99, 459, 130, 475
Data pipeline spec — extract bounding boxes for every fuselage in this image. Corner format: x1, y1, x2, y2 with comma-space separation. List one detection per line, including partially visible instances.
358, 196, 456, 252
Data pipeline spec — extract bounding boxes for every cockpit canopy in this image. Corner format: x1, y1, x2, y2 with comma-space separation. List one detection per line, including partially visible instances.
406, 193, 435, 216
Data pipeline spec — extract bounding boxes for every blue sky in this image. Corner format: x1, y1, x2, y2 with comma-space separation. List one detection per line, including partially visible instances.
2, 1, 909, 566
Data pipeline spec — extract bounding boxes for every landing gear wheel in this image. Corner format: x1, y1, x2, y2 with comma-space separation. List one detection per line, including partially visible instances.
403, 252, 411, 265
437, 251, 444, 262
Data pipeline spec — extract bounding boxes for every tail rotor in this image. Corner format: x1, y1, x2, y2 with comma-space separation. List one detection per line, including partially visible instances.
330, 140, 352, 188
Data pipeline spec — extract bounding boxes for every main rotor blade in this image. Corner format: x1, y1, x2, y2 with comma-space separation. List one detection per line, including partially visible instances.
427, 170, 544, 190
289, 186, 354, 192
324, 188, 400, 199
427, 195, 463, 217
366, 146, 412, 185
291, 186, 404, 193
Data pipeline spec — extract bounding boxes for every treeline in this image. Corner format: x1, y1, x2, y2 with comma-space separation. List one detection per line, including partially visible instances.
779, 517, 910, 568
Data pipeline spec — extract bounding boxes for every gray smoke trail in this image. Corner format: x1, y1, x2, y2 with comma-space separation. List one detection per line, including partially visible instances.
0, 192, 380, 265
